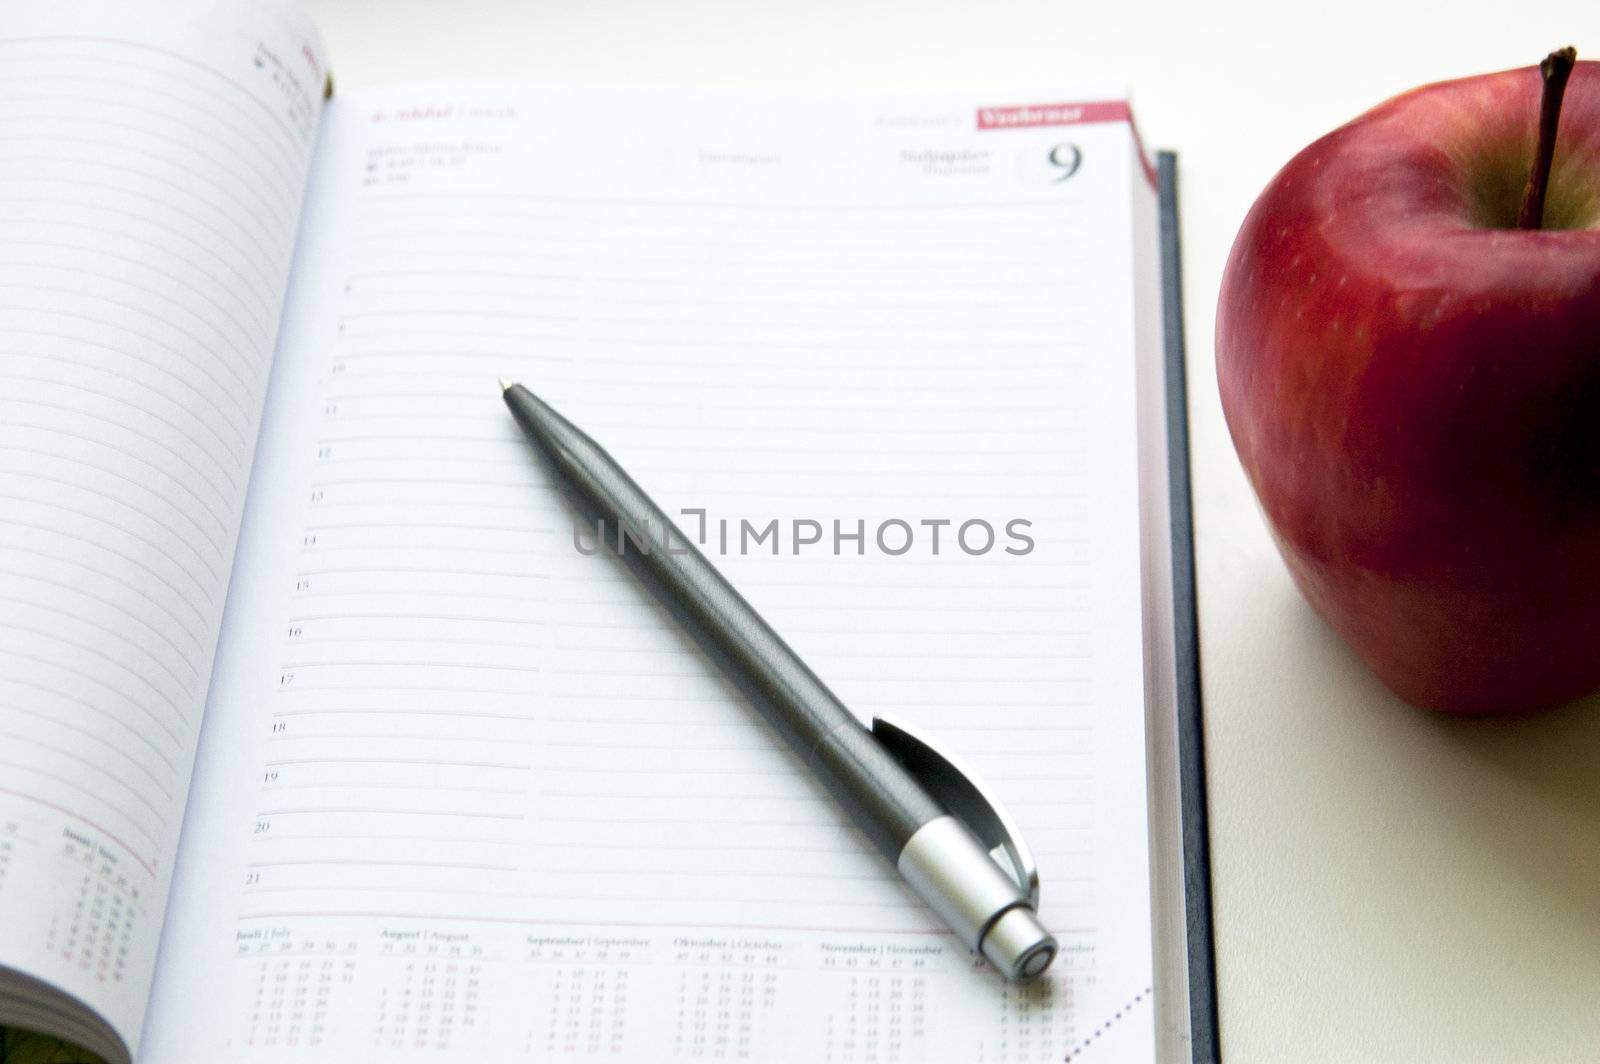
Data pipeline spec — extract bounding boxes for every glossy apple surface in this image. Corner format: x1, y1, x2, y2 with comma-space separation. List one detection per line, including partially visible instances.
1217, 61, 1600, 713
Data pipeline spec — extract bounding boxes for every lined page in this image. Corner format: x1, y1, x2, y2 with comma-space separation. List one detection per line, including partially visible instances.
148, 87, 1160, 1063
0, 1, 326, 1055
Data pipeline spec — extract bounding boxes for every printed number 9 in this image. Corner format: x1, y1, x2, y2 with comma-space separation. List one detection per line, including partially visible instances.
1048, 143, 1082, 182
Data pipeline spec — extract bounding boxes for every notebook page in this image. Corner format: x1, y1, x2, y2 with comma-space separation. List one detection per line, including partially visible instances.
0, 1, 326, 1054
147, 86, 1159, 1063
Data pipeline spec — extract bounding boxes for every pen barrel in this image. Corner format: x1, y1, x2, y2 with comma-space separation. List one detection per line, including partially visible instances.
508, 386, 1057, 982
507, 387, 944, 857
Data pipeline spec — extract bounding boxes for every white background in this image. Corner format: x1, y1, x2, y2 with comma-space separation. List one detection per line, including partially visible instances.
299, 2, 1600, 1059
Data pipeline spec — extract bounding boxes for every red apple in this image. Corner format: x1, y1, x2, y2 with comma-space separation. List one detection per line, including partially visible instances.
1217, 52, 1600, 714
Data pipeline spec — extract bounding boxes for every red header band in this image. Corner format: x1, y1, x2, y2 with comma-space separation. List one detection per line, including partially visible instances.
976, 100, 1131, 130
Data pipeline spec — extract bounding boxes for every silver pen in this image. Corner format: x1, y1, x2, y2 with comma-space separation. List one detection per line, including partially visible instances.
501, 380, 1057, 981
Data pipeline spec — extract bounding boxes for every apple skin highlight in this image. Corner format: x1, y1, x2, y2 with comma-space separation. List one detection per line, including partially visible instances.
1217, 60, 1600, 714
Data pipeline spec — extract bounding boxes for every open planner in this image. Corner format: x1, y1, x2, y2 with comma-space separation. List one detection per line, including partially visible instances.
0, 1, 1216, 1061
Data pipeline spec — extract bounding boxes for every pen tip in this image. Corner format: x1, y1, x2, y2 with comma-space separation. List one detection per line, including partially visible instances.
497, 377, 515, 394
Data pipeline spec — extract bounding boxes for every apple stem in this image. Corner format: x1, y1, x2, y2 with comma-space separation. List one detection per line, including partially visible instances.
1517, 46, 1578, 230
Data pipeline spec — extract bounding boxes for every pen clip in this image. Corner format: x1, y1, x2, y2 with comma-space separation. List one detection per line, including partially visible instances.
871, 715, 1041, 907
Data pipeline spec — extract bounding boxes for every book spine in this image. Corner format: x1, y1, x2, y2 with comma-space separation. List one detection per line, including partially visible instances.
1158, 150, 1221, 1064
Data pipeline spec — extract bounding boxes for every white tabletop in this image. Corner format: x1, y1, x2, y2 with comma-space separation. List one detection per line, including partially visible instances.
301, 1, 1600, 1058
